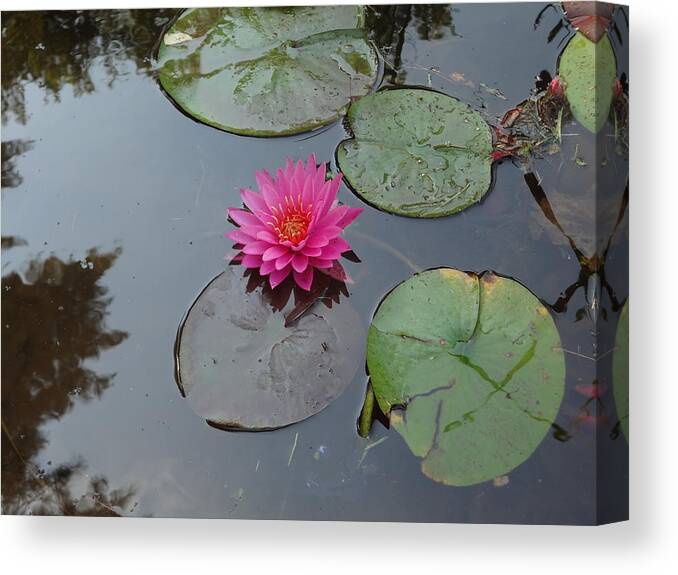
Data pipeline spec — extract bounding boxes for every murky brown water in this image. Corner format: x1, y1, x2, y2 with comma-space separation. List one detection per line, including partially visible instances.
2, 4, 628, 523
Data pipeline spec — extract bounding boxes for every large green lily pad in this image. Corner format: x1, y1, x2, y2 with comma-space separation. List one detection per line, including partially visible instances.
613, 301, 629, 441
559, 31, 616, 133
156, 6, 378, 136
337, 89, 494, 218
176, 268, 364, 430
366, 268, 565, 486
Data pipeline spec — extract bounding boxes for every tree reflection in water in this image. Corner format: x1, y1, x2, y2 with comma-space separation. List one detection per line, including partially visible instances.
1, 139, 34, 189
1, 9, 179, 124
365, 4, 459, 85
1, 247, 135, 515
412, 3, 460, 40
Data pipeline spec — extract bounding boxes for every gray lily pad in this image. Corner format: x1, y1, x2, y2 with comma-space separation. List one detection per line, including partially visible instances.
337, 88, 494, 218
366, 268, 565, 486
156, 6, 378, 136
559, 31, 616, 133
613, 301, 628, 441
176, 267, 364, 430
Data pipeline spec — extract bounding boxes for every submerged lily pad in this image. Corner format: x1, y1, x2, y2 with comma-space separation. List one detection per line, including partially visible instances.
366, 268, 565, 486
337, 89, 494, 218
176, 267, 364, 430
524, 116, 628, 260
559, 31, 616, 133
613, 301, 628, 440
156, 6, 378, 136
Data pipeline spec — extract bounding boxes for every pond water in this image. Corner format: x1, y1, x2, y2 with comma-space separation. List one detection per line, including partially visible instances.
2, 4, 628, 523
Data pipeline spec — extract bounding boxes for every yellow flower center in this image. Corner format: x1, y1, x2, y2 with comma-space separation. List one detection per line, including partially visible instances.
269, 197, 313, 245
279, 213, 310, 243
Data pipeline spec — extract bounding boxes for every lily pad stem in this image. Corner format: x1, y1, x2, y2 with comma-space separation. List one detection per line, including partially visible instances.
358, 381, 376, 438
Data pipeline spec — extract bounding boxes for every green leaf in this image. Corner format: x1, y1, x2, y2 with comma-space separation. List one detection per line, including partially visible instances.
366, 268, 565, 486
156, 6, 378, 136
176, 268, 364, 430
559, 32, 616, 133
337, 88, 494, 218
613, 301, 629, 441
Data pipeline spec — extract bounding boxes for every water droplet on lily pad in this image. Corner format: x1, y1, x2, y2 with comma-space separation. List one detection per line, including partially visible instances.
337, 89, 494, 217
156, 6, 378, 136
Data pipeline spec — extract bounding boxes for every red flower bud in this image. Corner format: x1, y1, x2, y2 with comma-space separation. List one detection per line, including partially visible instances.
547, 76, 565, 98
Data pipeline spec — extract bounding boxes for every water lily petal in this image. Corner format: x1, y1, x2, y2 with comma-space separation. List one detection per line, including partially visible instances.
293, 267, 314, 291
317, 204, 350, 229
284, 158, 295, 180
329, 236, 351, 253
320, 225, 343, 240
255, 169, 274, 192
228, 208, 265, 229
241, 254, 263, 268
305, 154, 317, 178
240, 188, 269, 215
284, 238, 308, 252
294, 159, 305, 188
259, 259, 276, 275
227, 229, 256, 244
301, 170, 314, 208
260, 183, 281, 212
269, 265, 291, 288
256, 229, 279, 244
291, 253, 308, 273
305, 234, 329, 248
242, 241, 270, 255
336, 206, 363, 228
318, 244, 343, 261
317, 174, 342, 220
275, 250, 295, 270
262, 245, 289, 261
275, 166, 290, 200
309, 257, 333, 269
301, 246, 322, 257
313, 161, 326, 197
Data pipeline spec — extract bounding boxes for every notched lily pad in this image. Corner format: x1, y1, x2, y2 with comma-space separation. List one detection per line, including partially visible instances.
337, 88, 494, 218
156, 6, 378, 136
366, 268, 565, 486
613, 301, 628, 441
176, 267, 364, 430
559, 31, 616, 133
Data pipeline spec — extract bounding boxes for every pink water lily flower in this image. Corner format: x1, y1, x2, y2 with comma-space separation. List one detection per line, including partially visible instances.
227, 155, 362, 291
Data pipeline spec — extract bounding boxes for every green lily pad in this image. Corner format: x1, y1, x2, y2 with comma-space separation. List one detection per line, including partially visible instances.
613, 301, 629, 441
366, 268, 565, 486
156, 6, 378, 136
559, 31, 616, 133
336, 89, 494, 218
176, 268, 364, 430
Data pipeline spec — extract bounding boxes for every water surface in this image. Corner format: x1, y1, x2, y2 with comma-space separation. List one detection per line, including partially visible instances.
1, 4, 628, 523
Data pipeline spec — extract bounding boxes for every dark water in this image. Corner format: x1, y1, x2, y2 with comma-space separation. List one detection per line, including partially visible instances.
1, 4, 628, 523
